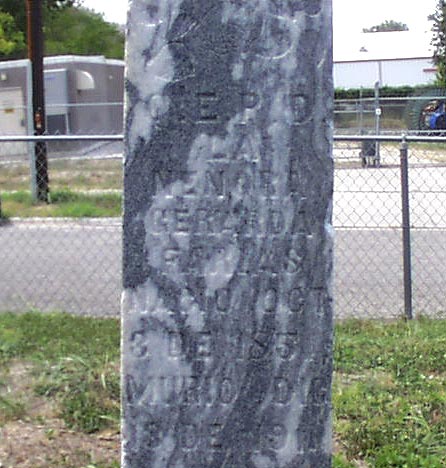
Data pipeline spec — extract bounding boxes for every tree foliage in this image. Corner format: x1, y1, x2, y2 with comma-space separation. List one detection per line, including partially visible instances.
45, 7, 124, 59
0, 0, 79, 34
0, 11, 25, 59
430, 1, 446, 88
363, 19, 409, 33
0, 1, 124, 61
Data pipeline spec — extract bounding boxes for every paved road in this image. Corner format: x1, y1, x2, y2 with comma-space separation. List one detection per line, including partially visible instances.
2, 151, 446, 318
0, 218, 122, 317
1, 218, 445, 319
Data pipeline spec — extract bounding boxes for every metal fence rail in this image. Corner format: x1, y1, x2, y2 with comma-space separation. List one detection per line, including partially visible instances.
0, 134, 445, 319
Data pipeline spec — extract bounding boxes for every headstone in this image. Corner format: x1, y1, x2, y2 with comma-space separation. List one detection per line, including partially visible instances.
122, 1, 334, 467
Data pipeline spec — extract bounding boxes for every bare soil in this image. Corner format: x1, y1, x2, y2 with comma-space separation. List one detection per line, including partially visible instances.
0, 361, 120, 468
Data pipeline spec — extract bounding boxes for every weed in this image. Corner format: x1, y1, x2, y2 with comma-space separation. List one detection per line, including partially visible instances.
35, 355, 120, 433
0, 394, 26, 424
0, 312, 120, 432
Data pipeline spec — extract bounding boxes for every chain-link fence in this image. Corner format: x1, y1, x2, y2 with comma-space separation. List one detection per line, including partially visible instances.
0, 136, 122, 317
335, 94, 446, 135
334, 135, 446, 319
1, 134, 445, 319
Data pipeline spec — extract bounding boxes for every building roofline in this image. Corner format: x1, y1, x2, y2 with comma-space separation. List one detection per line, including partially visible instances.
335, 56, 433, 64
0, 58, 29, 69
43, 55, 124, 66
0, 55, 124, 70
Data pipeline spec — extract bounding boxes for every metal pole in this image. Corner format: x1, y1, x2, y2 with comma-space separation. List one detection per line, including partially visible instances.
374, 81, 381, 167
358, 87, 364, 134
400, 137, 413, 320
26, 0, 49, 202
26, 59, 37, 200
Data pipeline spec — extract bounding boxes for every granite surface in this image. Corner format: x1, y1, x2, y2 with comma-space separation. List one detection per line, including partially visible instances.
122, 1, 334, 466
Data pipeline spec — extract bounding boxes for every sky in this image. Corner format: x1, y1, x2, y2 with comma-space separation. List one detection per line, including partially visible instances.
81, 0, 438, 48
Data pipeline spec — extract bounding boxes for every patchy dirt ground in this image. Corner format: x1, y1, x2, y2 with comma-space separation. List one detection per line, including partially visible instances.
0, 361, 120, 468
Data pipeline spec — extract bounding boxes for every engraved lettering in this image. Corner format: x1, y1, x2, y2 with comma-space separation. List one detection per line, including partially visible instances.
235, 166, 254, 193
160, 376, 186, 405
183, 376, 200, 404
276, 333, 297, 360
205, 168, 225, 196
288, 157, 299, 193
291, 93, 311, 124
125, 374, 138, 404
196, 208, 213, 233
130, 330, 150, 358
210, 423, 223, 449
249, 333, 270, 360
259, 245, 278, 272
234, 125, 261, 163
197, 332, 212, 357
142, 419, 163, 448
264, 423, 288, 450
190, 246, 204, 267
197, 92, 218, 122
219, 378, 236, 404
164, 247, 180, 266
234, 331, 249, 360
181, 423, 198, 449
264, 288, 278, 312
152, 208, 166, 234
216, 288, 231, 311
289, 288, 305, 312
241, 91, 260, 109
269, 209, 285, 234
168, 332, 182, 357
260, 169, 275, 196
175, 208, 190, 232
285, 248, 302, 273
273, 377, 292, 404
135, 376, 155, 405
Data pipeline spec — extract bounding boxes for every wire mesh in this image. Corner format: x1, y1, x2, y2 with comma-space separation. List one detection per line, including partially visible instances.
0, 137, 122, 316
0, 135, 445, 319
334, 140, 404, 319
406, 141, 446, 317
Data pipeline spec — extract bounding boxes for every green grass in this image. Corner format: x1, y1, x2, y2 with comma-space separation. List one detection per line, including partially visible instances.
334, 318, 446, 467
0, 158, 122, 192
0, 311, 120, 432
0, 394, 26, 424
1, 189, 122, 218
1, 312, 446, 466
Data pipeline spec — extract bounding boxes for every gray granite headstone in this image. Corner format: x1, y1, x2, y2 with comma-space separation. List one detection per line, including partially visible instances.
122, 1, 334, 467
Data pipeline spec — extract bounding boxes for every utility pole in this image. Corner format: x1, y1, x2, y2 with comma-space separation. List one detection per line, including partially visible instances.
26, 0, 49, 202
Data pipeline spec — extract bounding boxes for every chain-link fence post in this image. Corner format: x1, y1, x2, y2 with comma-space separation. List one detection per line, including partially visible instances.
26, 0, 49, 202
374, 81, 381, 166
26, 59, 38, 200
400, 136, 413, 320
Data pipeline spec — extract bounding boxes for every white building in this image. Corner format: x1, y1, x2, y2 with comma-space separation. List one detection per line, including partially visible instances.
334, 30, 436, 88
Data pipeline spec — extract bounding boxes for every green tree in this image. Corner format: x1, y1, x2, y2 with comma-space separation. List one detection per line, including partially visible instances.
0, 2, 124, 60
430, 1, 446, 88
0, 10, 26, 58
0, 0, 78, 31
363, 19, 409, 33
44, 7, 124, 59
